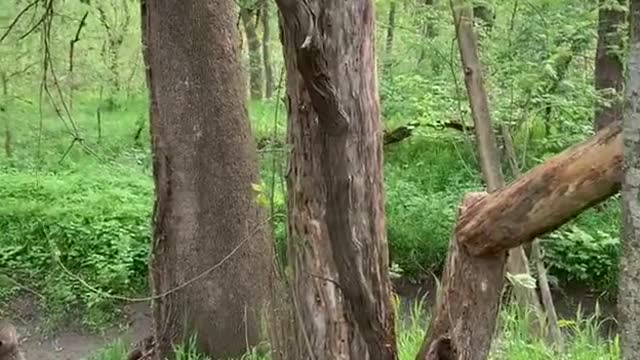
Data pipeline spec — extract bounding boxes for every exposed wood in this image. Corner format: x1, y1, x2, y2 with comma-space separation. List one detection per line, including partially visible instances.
416, 193, 505, 360
450, 0, 544, 334
502, 126, 563, 348
456, 121, 623, 256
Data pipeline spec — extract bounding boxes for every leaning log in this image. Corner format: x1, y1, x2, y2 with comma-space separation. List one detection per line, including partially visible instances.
457, 121, 623, 256
417, 121, 622, 360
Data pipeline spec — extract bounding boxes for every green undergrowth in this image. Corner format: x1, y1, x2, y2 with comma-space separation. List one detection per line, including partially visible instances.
0, 97, 622, 327
87, 300, 620, 360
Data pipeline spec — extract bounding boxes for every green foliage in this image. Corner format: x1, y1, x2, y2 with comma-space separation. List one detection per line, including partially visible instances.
0, 167, 152, 328
0, 0, 626, 339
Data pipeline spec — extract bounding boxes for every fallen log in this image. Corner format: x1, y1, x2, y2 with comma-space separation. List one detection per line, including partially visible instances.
457, 121, 623, 256
417, 121, 622, 360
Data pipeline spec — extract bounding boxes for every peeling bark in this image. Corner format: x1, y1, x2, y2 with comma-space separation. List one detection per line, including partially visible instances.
457, 121, 623, 256
277, 0, 397, 358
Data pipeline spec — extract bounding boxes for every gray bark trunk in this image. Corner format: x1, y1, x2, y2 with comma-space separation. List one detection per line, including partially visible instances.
619, 1, 640, 358
141, 1, 274, 358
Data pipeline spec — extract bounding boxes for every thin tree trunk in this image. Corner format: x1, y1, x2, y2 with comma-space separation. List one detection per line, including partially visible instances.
501, 126, 563, 348
241, 7, 264, 100
141, 1, 274, 358
619, 1, 640, 358
450, 0, 544, 330
1, 72, 10, 158
594, 0, 626, 130
276, 0, 397, 358
384, 1, 396, 74
261, 0, 274, 99
418, 120, 623, 360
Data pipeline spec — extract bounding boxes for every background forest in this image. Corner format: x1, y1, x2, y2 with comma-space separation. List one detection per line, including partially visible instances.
0, 0, 628, 359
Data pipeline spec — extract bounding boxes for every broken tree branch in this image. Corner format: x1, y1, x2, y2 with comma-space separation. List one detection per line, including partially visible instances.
457, 121, 623, 256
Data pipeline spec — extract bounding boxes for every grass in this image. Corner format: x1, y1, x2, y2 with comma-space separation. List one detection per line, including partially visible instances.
86, 299, 620, 360
0, 94, 622, 329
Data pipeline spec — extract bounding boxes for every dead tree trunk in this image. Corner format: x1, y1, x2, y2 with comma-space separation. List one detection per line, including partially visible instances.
141, 0, 274, 358
450, 0, 544, 330
417, 120, 622, 360
594, 0, 626, 130
619, 1, 640, 358
276, 0, 397, 358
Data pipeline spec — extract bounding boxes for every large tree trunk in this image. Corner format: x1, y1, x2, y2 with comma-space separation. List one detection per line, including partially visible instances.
141, 1, 274, 358
417, 120, 622, 360
451, 0, 544, 331
594, 0, 626, 130
619, 1, 640, 358
241, 7, 264, 100
276, 0, 397, 358
261, 0, 274, 99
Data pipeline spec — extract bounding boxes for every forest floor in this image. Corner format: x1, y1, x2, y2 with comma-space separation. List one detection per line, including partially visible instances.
6, 279, 618, 360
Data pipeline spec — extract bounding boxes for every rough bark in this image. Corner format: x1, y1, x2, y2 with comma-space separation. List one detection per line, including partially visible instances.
261, 0, 274, 99
277, 0, 397, 358
451, 0, 543, 328
416, 121, 623, 359
619, 1, 640, 358
142, 1, 274, 358
457, 121, 623, 256
416, 193, 506, 360
594, 0, 626, 130
241, 7, 264, 100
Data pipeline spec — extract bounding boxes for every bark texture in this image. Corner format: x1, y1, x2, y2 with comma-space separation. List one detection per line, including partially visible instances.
142, 1, 273, 358
594, 0, 626, 130
261, 0, 274, 99
619, 1, 640, 358
416, 193, 506, 360
457, 121, 623, 256
277, 0, 397, 358
416, 121, 623, 359
451, 0, 543, 329
241, 7, 264, 100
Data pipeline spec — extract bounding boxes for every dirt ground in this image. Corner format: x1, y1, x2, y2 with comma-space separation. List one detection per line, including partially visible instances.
4, 279, 617, 359
6, 298, 152, 360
